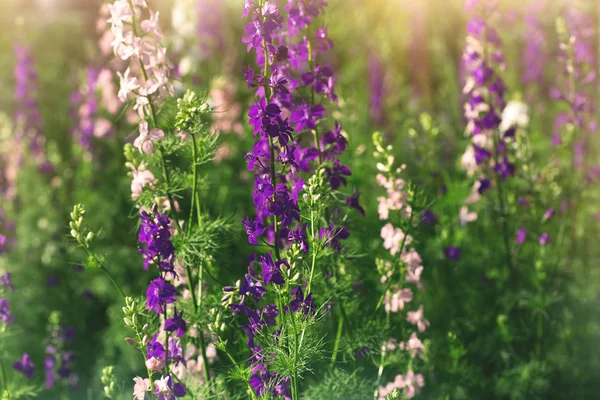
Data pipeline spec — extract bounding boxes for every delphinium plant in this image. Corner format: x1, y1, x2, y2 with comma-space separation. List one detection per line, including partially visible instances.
68, 0, 234, 398
372, 132, 428, 400
220, 0, 366, 399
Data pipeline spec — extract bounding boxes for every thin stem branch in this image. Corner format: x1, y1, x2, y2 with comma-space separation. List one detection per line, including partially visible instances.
100, 265, 126, 300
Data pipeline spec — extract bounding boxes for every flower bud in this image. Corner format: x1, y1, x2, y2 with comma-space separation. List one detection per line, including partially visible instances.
125, 337, 137, 346
124, 318, 133, 327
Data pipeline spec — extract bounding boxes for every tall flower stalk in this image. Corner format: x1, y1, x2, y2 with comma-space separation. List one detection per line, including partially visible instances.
373, 132, 427, 400
13, 43, 50, 174
461, 0, 515, 272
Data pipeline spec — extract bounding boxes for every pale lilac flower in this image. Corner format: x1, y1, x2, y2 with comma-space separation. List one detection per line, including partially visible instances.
153, 375, 172, 396
133, 376, 151, 400
129, 163, 155, 200
117, 68, 140, 102
145, 356, 165, 372
134, 120, 165, 154
381, 224, 411, 256
384, 288, 413, 313
459, 206, 478, 226
406, 305, 430, 333
402, 370, 425, 399
402, 332, 425, 359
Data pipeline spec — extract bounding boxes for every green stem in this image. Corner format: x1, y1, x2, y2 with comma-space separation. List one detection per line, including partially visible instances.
306, 208, 317, 294
221, 345, 258, 400
329, 313, 344, 369
290, 310, 300, 400
187, 134, 200, 234
100, 265, 126, 300
0, 358, 7, 393
164, 307, 170, 371
373, 341, 388, 399
199, 334, 211, 387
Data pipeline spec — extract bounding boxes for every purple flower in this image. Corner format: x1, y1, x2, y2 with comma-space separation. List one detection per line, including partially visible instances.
543, 208, 555, 221
539, 233, 550, 246
290, 102, 325, 131
239, 273, 267, 301
0, 298, 14, 325
260, 253, 287, 285
164, 307, 187, 338
444, 246, 461, 261
369, 53, 386, 126
269, 185, 300, 226
13, 353, 35, 378
345, 188, 365, 217
288, 224, 309, 253
242, 217, 266, 246
494, 157, 515, 180
138, 207, 176, 274
243, 66, 255, 88
242, 7, 283, 52
421, 209, 438, 225
47, 275, 59, 288
320, 123, 347, 159
253, 176, 275, 208
287, 287, 316, 316
516, 228, 526, 244
478, 178, 491, 194
147, 333, 166, 359
146, 277, 176, 314
0, 272, 14, 291
325, 160, 351, 190
319, 224, 350, 252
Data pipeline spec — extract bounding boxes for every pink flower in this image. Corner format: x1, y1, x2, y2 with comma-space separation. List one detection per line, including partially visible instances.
153, 375, 172, 396
400, 248, 422, 271
405, 264, 424, 290
94, 118, 112, 138
134, 120, 165, 154
145, 356, 165, 372
459, 206, 478, 226
117, 68, 139, 102
133, 376, 151, 400
384, 288, 413, 313
129, 163, 155, 200
381, 224, 410, 256
406, 305, 430, 333
402, 332, 425, 358
402, 370, 425, 398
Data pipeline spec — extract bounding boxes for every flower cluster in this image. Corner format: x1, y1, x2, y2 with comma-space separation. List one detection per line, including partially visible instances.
374, 134, 427, 399
0, 270, 14, 326
43, 322, 79, 389
70, 68, 113, 150
521, 0, 548, 86
108, 0, 174, 120
369, 52, 386, 127
553, 8, 596, 170
136, 206, 187, 399
461, 0, 513, 200
14, 43, 51, 174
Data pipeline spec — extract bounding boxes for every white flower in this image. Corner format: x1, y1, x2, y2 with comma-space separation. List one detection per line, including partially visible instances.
500, 100, 529, 133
